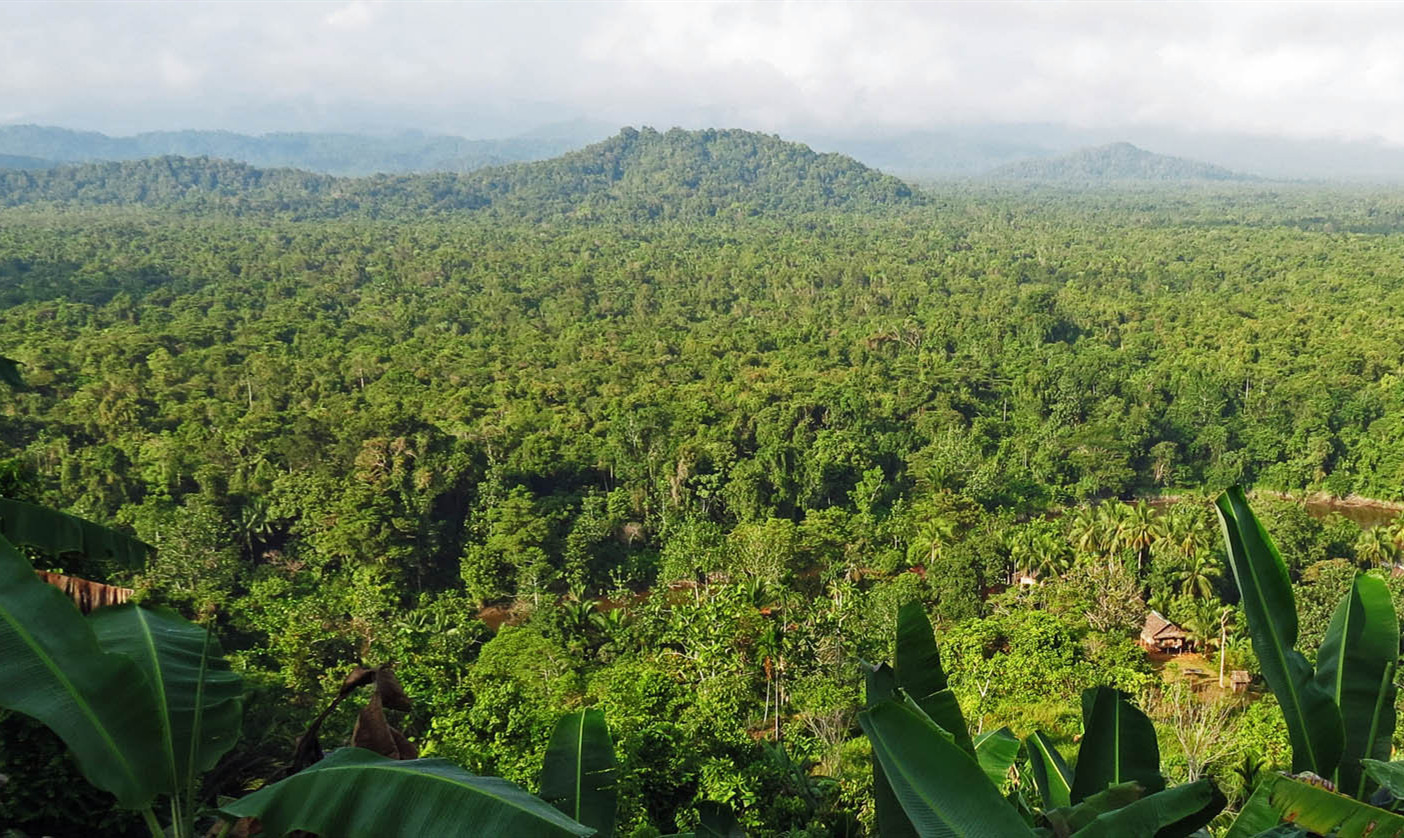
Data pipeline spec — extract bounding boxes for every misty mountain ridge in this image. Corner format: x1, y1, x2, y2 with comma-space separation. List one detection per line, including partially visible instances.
0, 124, 594, 176
0, 127, 919, 219
986, 142, 1254, 182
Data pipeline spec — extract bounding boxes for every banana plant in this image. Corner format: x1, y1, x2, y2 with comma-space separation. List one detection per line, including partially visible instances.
1223, 770, 1404, 838
0, 507, 597, 838
1216, 487, 1399, 799
541, 708, 619, 838
220, 748, 595, 837
862, 602, 1224, 837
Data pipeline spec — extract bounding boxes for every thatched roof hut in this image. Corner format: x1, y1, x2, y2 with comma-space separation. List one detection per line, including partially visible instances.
1140, 610, 1190, 653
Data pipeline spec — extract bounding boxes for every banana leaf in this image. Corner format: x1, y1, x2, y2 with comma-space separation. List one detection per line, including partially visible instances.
541, 708, 617, 838
89, 604, 243, 816
220, 747, 595, 837
1225, 772, 1404, 837
866, 662, 918, 838
1216, 487, 1343, 775
1223, 781, 1282, 838
1071, 780, 1222, 838
859, 698, 1037, 837
1041, 782, 1142, 837
1070, 687, 1164, 803
974, 727, 1020, 789
895, 601, 974, 755
1314, 574, 1399, 798
0, 533, 166, 809
1364, 759, 1404, 798
0, 497, 152, 570
1027, 730, 1075, 809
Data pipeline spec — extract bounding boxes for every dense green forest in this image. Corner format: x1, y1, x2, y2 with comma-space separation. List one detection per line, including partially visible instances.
2, 130, 1404, 836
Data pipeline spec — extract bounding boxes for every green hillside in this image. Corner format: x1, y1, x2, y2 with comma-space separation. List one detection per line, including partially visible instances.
0, 127, 919, 219
988, 141, 1252, 182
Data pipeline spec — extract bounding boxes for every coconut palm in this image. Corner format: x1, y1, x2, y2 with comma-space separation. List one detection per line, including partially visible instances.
910, 514, 958, 565
1031, 533, 1072, 578
1163, 505, 1213, 561
1177, 551, 1222, 600
1068, 506, 1106, 559
1355, 526, 1401, 570
1121, 501, 1159, 574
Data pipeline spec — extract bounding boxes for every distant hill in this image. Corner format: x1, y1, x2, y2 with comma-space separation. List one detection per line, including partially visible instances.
0, 153, 55, 170
0, 124, 589, 176
810, 131, 1057, 178
986, 142, 1252, 182
0, 127, 920, 219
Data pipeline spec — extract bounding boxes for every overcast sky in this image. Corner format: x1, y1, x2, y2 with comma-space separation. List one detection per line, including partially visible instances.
3, 1, 1403, 145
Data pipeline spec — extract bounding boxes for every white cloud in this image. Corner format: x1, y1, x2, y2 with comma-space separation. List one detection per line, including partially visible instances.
0, 0, 1402, 144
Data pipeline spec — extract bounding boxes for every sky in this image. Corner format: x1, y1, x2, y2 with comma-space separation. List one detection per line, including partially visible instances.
3, 0, 1404, 145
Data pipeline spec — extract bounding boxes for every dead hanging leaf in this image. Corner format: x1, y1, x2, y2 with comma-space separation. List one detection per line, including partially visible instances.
34, 570, 133, 614
291, 664, 415, 773
351, 691, 417, 760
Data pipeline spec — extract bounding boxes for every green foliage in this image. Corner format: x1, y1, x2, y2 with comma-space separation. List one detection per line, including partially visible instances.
0, 533, 169, 809
1216, 487, 1344, 775
1070, 687, 1166, 803
542, 708, 620, 838
220, 747, 595, 837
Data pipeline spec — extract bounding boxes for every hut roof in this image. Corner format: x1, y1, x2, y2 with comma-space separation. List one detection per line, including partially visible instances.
1141, 610, 1187, 642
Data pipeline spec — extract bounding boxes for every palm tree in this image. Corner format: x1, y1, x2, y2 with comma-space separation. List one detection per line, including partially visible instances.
1182, 600, 1224, 654
1032, 533, 1071, 578
1177, 551, 1223, 600
1069, 506, 1105, 559
1121, 501, 1159, 574
1163, 505, 1213, 562
1355, 527, 1401, 570
1387, 517, 1404, 552
910, 514, 958, 565
1098, 503, 1129, 555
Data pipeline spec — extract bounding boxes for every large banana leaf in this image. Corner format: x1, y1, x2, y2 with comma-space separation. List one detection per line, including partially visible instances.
1363, 759, 1404, 797
1072, 780, 1222, 838
1027, 731, 1074, 809
1041, 782, 1142, 837
859, 698, 1037, 838
1216, 487, 1343, 775
0, 497, 152, 570
974, 727, 1020, 789
1314, 574, 1399, 798
1223, 780, 1280, 838
895, 601, 974, 755
1070, 687, 1164, 803
0, 533, 165, 809
541, 708, 617, 838
89, 604, 243, 814
220, 747, 595, 837
1222, 773, 1404, 838
866, 662, 919, 838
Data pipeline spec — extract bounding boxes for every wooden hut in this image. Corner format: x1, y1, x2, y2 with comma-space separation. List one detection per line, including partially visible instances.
1140, 610, 1190, 653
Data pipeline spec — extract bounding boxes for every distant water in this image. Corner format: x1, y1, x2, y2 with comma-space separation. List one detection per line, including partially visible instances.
1145, 494, 1400, 530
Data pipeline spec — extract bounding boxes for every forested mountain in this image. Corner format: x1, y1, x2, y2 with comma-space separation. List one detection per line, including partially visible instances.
0, 153, 55, 170
0, 127, 919, 219
0, 124, 583, 175
988, 142, 1252, 182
